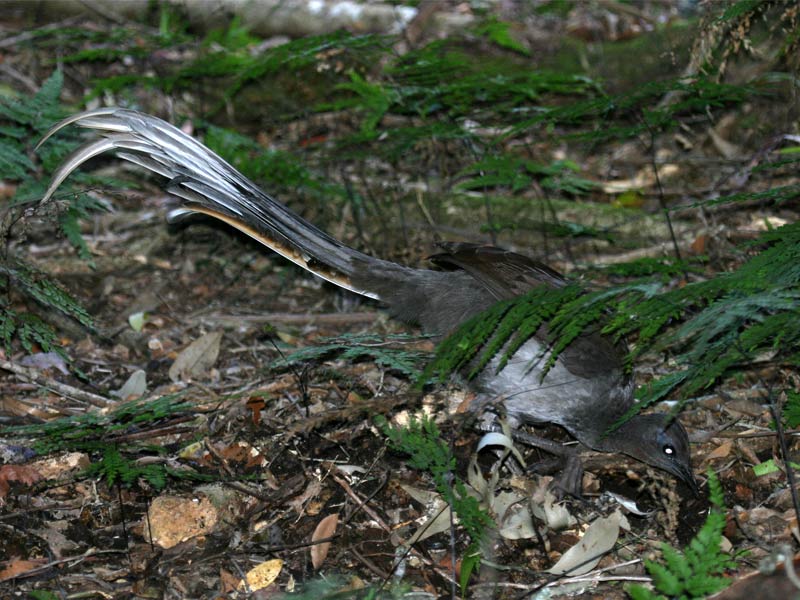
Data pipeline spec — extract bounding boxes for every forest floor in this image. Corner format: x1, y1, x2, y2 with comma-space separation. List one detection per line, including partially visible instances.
1, 2, 799, 599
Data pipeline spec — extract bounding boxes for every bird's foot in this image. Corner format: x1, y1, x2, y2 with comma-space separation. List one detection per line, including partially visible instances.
513, 430, 584, 499
550, 454, 584, 499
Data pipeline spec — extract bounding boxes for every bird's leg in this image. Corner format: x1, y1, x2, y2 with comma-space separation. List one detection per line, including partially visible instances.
512, 430, 584, 498
470, 403, 584, 496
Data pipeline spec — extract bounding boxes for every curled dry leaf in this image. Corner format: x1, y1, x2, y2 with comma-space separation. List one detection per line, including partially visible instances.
310, 513, 339, 569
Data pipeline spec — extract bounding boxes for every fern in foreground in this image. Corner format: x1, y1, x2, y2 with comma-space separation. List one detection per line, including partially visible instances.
424, 221, 800, 414
376, 414, 493, 587
8, 394, 202, 490
628, 470, 736, 600
0, 71, 101, 357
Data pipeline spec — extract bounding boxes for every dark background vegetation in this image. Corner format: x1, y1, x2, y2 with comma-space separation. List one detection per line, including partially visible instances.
0, 1, 799, 598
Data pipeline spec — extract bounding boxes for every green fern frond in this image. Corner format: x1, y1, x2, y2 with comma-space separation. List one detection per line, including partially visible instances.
675, 184, 800, 210
377, 414, 493, 545
782, 391, 800, 428
5, 264, 92, 327
0, 70, 65, 131
627, 470, 736, 599
273, 333, 431, 379
425, 221, 800, 415
473, 17, 529, 55
8, 394, 199, 490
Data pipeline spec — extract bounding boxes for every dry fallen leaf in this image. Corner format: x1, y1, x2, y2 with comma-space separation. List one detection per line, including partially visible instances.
0, 464, 43, 501
0, 558, 47, 581
706, 439, 734, 461
169, 330, 222, 382
146, 495, 219, 549
547, 509, 625, 576
310, 513, 339, 569
238, 558, 283, 592
112, 368, 147, 399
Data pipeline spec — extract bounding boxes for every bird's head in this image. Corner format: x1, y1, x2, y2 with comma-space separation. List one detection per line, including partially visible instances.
601, 413, 698, 495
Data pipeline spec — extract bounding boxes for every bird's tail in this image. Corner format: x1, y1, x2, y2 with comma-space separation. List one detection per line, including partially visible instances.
38, 108, 406, 299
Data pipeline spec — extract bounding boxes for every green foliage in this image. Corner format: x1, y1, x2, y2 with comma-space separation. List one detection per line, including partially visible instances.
0, 262, 93, 356
421, 284, 582, 386
0, 308, 62, 356
160, 30, 388, 108
781, 390, 800, 428
600, 257, 704, 281
0, 69, 65, 131
457, 156, 594, 196
627, 470, 736, 599
377, 414, 493, 546
719, 0, 765, 22
335, 70, 396, 136
8, 394, 203, 490
385, 41, 596, 120
0, 70, 125, 357
273, 333, 430, 380
5, 264, 92, 327
85, 445, 168, 489
676, 183, 800, 210
425, 221, 800, 411
28, 592, 59, 600
202, 123, 348, 204
473, 18, 529, 55
510, 77, 752, 143
0, 71, 80, 194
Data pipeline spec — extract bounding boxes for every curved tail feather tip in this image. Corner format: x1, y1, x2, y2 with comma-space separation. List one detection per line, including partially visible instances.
38, 108, 389, 299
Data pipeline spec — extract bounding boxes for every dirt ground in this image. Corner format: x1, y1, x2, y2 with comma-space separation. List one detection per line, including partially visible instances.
2, 3, 800, 599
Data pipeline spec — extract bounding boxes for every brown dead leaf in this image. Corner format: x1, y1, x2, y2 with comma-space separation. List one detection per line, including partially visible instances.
0, 464, 43, 500
218, 441, 267, 471
220, 567, 239, 593
706, 439, 733, 460
310, 513, 339, 570
0, 557, 48, 581
735, 483, 754, 503
168, 330, 223, 382
691, 234, 708, 254
146, 495, 219, 549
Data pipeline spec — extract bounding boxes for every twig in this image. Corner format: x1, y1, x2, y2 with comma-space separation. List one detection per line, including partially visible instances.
0, 16, 83, 49
7, 548, 125, 580
0, 358, 113, 408
329, 467, 456, 586
642, 113, 684, 274
770, 396, 800, 533
191, 311, 379, 326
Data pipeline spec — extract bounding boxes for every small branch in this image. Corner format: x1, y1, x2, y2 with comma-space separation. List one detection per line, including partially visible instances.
0, 358, 113, 408
642, 113, 684, 274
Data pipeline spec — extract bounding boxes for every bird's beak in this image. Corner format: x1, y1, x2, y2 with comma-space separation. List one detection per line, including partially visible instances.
676, 463, 700, 497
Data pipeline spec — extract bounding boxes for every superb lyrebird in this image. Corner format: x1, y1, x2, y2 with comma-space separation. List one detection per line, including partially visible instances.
39, 108, 697, 495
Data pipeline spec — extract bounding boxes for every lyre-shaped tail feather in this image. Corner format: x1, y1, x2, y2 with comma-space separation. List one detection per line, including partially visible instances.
38, 108, 397, 299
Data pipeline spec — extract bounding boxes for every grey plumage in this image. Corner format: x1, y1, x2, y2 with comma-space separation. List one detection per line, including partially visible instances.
39, 108, 697, 494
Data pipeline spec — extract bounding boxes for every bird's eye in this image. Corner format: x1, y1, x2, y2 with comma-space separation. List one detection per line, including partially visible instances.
663, 444, 675, 456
